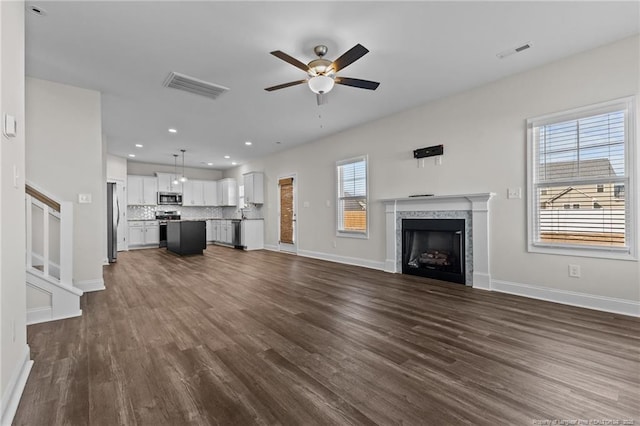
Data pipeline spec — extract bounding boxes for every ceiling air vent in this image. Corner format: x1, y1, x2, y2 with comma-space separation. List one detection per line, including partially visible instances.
163, 72, 229, 100
496, 42, 532, 59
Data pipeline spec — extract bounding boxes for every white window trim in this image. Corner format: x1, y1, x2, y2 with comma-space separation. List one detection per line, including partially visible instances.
336, 155, 369, 239
526, 96, 637, 261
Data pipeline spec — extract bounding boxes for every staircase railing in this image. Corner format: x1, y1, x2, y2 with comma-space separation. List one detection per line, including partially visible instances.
25, 183, 73, 285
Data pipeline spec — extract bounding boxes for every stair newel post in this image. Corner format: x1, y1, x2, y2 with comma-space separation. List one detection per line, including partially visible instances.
25, 194, 33, 269
42, 205, 50, 276
59, 201, 73, 286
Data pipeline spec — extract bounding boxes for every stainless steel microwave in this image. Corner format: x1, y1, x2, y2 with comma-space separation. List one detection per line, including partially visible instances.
157, 192, 182, 205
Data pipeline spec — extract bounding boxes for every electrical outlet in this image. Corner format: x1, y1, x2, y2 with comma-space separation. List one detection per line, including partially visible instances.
332, 240, 337, 248
568, 264, 581, 278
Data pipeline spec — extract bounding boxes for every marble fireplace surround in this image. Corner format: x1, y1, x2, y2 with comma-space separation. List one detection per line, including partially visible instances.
382, 193, 494, 289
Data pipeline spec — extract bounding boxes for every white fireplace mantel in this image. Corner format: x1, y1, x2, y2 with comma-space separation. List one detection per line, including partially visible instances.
381, 193, 495, 289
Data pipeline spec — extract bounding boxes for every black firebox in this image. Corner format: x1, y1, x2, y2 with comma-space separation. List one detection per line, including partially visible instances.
402, 218, 465, 284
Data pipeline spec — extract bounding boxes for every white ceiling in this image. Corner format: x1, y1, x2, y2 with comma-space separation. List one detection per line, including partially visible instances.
25, 1, 639, 170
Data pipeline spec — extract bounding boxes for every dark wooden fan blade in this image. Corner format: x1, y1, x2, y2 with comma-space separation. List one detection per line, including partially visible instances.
270, 51, 309, 72
331, 44, 369, 72
264, 80, 307, 92
335, 77, 380, 90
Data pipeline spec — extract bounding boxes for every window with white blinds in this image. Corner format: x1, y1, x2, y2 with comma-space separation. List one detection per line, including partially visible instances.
527, 97, 635, 259
337, 156, 368, 237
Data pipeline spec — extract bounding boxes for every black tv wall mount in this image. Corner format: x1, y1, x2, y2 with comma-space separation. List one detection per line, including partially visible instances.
413, 145, 443, 159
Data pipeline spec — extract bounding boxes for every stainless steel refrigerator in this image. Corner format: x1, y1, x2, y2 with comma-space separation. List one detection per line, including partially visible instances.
107, 182, 121, 263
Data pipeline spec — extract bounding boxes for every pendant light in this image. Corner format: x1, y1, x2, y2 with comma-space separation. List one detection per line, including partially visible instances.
179, 149, 188, 183
172, 154, 179, 186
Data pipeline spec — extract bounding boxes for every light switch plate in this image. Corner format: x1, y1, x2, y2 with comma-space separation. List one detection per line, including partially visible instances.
507, 187, 521, 199
78, 193, 92, 204
3, 114, 16, 138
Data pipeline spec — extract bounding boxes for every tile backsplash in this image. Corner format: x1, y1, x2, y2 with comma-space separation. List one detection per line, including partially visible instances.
127, 205, 262, 220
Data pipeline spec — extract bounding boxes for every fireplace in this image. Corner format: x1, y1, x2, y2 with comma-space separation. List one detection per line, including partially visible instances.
382, 193, 494, 289
402, 219, 465, 284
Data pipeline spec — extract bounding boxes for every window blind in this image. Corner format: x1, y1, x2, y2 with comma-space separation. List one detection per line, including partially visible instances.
530, 102, 631, 251
337, 157, 367, 234
279, 178, 294, 244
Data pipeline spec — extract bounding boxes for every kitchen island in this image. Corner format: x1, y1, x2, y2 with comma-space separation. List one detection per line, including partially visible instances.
167, 220, 206, 255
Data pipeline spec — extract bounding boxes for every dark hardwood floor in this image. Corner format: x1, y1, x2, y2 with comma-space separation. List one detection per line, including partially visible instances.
13, 246, 640, 425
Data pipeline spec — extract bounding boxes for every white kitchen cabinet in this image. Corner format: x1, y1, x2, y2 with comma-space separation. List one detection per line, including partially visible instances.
214, 220, 222, 242
217, 178, 237, 206
182, 180, 218, 206
128, 220, 159, 247
128, 222, 146, 246
203, 180, 218, 206
206, 220, 214, 242
220, 220, 229, 243
145, 221, 159, 245
241, 219, 264, 250
182, 180, 205, 206
127, 175, 157, 205
156, 172, 182, 193
243, 172, 264, 204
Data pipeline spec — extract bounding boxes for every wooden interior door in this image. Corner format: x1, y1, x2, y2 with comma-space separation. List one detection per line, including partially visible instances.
278, 176, 296, 253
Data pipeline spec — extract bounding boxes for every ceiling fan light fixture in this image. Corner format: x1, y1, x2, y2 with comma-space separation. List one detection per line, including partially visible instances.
308, 75, 334, 94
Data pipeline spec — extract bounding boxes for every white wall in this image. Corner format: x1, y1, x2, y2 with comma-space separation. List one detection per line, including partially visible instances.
106, 154, 127, 182
26, 77, 105, 290
127, 160, 223, 180
226, 36, 640, 308
0, 1, 31, 424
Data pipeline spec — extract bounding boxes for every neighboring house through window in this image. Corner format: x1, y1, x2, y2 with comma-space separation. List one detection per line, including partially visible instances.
337, 156, 368, 237
527, 97, 635, 259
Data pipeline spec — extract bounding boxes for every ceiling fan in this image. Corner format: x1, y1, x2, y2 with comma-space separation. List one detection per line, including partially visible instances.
265, 44, 380, 105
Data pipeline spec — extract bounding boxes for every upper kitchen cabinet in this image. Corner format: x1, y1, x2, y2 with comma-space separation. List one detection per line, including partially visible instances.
182, 180, 218, 206
156, 172, 182, 193
203, 180, 218, 206
182, 180, 205, 206
243, 172, 264, 204
127, 175, 157, 205
217, 178, 237, 206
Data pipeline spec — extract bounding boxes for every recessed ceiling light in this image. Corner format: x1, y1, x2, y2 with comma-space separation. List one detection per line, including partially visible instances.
207, 162, 213, 166
224, 155, 230, 159
168, 128, 177, 133
27, 5, 47, 16
231, 162, 237, 165
128, 154, 136, 158
135, 144, 143, 148
245, 141, 252, 146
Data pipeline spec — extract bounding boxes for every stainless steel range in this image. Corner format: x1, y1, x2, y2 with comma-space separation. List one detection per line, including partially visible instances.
155, 211, 181, 248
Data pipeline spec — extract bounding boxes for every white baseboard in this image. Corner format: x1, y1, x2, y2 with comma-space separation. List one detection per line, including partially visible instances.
26, 307, 82, 325
1, 345, 32, 426
73, 278, 105, 292
491, 279, 640, 317
297, 249, 386, 271
264, 244, 279, 252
